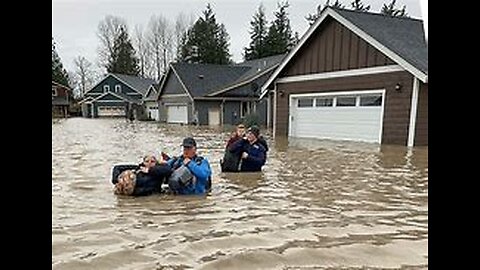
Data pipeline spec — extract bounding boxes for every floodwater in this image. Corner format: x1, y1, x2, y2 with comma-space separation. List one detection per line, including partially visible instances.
52, 118, 428, 270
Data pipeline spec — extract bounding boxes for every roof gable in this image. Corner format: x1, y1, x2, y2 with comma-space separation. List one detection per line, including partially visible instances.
86, 73, 156, 96
144, 84, 158, 101
260, 7, 428, 99
111, 73, 156, 95
52, 81, 71, 90
92, 92, 128, 102
334, 8, 427, 75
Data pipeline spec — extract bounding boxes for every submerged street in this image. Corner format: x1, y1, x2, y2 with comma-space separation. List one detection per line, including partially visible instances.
52, 118, 428, 269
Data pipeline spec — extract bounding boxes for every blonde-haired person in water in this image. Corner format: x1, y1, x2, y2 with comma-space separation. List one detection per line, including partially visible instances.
111, 154, 171, 196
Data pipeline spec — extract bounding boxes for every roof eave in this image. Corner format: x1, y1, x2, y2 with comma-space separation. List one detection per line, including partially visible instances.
259, 7, 428, 98
207, 64, 279, 97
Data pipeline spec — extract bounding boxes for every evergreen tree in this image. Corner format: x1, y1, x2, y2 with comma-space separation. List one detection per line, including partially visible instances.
264, 1, 295, 56
180, 4, 231, 64
52, 37, 70, 87
243, 4, 268, 60
351, 0, 370, 11
381, 0, 408, 17
106, 27, 140, 75
306, 1, 345, 25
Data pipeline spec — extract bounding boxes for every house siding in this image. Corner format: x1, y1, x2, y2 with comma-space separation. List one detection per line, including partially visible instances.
275, 71, 415, 145
223, 102, 242, 125
162, 72, 188, 95
282, 18, 395, 77
87, 75, 140, 97
52, 82, 71, 117
414, 82, 428, 146
195, 101, 222, 125
256, 98, 268, 127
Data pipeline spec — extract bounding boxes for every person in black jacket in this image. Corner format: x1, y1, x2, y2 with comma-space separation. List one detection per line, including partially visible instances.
111, 155, 171, 196
220, 123, 245, 172
228, 125, 267, 172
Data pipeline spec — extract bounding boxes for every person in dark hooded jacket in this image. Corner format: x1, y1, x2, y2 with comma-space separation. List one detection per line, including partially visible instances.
228, 125, 267, 172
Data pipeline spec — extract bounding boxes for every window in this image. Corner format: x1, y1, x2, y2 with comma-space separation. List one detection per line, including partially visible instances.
336, 96, 356, 107
103, 85, 110, 92
52, 86, 57, 96
360, 94, 382, 106
297, 98, 314, 107
315, 97, 333, 107
241, 101, 254, 117
115, 84, 121, 93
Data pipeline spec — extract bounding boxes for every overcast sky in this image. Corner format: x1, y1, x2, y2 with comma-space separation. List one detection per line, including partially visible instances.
52, 0, 423, 73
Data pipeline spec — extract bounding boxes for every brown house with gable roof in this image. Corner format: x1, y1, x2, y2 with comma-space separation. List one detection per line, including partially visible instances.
260, 7, 428, 147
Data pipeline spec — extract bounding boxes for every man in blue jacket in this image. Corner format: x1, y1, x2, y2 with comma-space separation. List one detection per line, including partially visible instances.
166, 137, 212, 195
229, 126, 267, 172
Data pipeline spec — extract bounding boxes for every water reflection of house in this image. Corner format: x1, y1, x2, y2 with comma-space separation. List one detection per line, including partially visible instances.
52, 81, 72, 117
80, 73, 157, 119
156, 54, 285, 126
261, 7, 428, 147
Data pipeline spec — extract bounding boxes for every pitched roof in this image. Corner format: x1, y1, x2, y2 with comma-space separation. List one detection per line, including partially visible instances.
206, 55, 285, 97
52, 81, 71, 90
91, 91, 141, 104
171, 63, 250, 97
231, 54, 286, 84
144, 83, 160, 102
111, 73, 157, 95
260, 7, 428, 99
333, 8, 427, 75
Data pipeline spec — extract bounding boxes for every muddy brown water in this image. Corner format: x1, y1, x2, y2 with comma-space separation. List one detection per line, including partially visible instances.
52, 118, 428, 269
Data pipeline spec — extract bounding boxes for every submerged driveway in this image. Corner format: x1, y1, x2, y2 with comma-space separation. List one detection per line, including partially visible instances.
52, 118, 428, 269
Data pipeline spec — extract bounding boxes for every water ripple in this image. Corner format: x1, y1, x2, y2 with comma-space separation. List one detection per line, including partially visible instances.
53, 118, 428, 269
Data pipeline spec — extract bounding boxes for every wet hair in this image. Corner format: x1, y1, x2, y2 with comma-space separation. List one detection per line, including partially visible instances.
114, 170, 137, 195
143, 155, 157, 163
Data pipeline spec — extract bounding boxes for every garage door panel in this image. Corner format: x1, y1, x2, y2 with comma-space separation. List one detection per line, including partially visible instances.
167, 105, 188, 124
291, 91, 384, 143
97, 106, 125, 117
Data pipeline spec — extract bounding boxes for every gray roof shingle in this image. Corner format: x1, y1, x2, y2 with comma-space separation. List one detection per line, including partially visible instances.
333, 8, 428, 74
232, 54, 286, 83
171, 63, 250, 97
111, 73, 157, 95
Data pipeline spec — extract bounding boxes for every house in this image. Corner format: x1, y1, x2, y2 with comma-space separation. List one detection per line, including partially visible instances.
144, 83, 160, 121
52, 81, 72, 117
260, 7, 428, 146
81, 73, 156, 118
156, 54, 284, 126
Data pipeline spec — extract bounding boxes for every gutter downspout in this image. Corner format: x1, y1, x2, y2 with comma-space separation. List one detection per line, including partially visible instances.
221, 98, 225, 126
273, 82, 277, 138
407, 77, 420, 147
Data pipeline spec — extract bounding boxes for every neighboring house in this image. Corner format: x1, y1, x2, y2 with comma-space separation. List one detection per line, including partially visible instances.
157, 54, 284, 126
52, 81, 72, 117
80, 73, 156, 118
144, 83, 160, 121
260, 7, 428, 146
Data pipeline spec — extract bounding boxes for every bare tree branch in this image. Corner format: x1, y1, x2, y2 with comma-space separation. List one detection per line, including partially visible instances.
147, 15, 174, 81
97, 15, 128, 71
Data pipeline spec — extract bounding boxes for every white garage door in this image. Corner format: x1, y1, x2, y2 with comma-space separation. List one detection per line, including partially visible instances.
167, 105, 188, 124
148, 106, 159, 121
97, 106, 125, 117
290, 90, 385, 143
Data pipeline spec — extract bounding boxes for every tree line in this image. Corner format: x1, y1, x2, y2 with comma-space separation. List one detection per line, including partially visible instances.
52, 0, 410, 99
